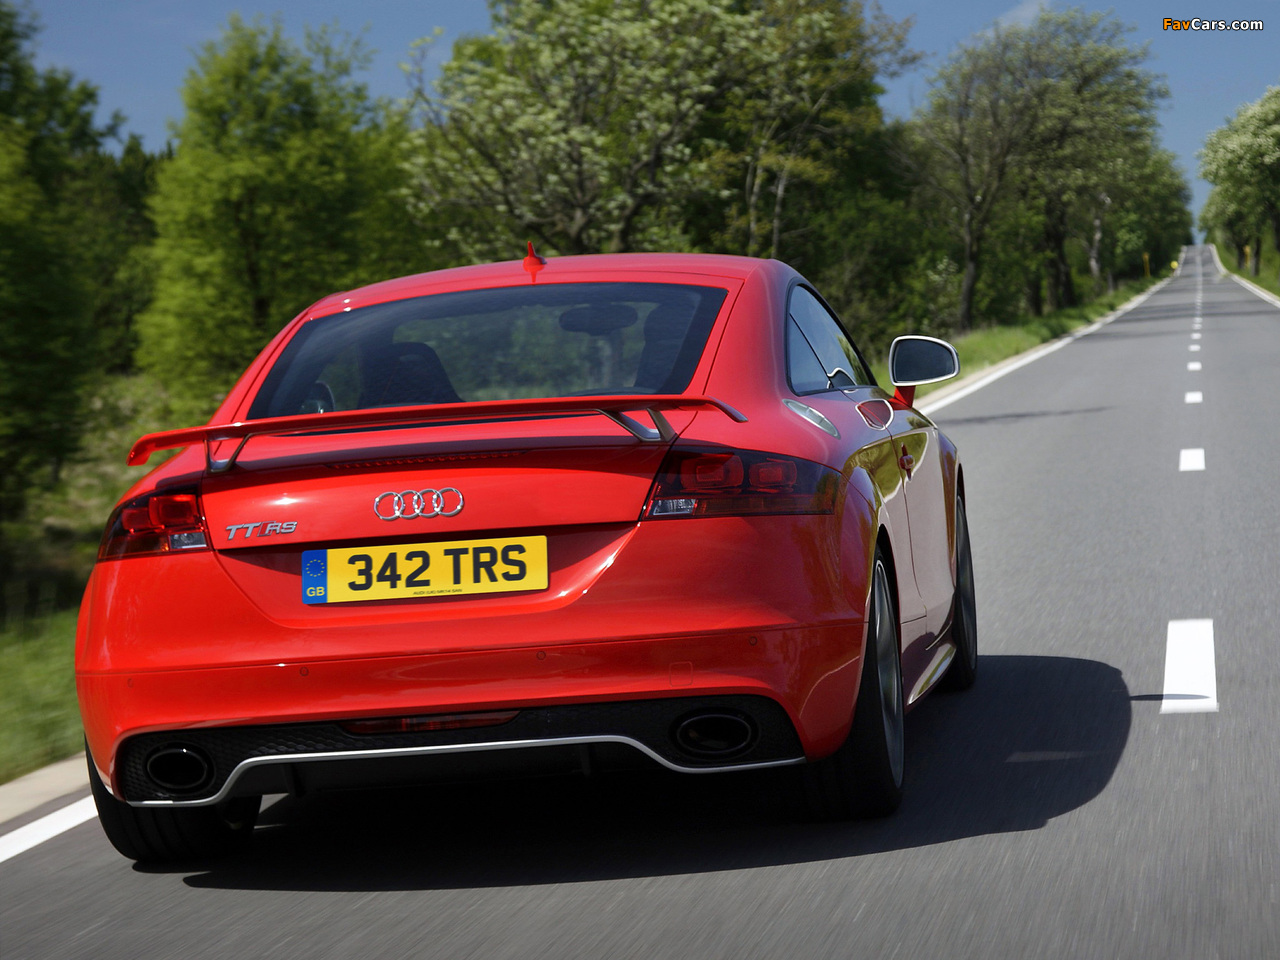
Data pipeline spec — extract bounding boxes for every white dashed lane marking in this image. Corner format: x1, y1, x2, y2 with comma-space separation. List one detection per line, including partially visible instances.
1161, 619, 1218, 713
1179, 449, 1205, 471
1188, 361, 1202, 371
1185, 391, 1203, 403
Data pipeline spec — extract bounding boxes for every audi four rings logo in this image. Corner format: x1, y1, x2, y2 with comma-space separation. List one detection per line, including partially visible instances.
373, 488, 464, 520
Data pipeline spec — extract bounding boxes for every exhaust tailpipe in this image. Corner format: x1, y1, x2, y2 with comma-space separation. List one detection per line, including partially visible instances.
672, 711, 756, 759
145, 745, 213, 794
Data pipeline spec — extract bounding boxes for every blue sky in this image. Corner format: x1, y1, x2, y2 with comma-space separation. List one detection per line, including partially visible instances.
25, 0, 1279, 226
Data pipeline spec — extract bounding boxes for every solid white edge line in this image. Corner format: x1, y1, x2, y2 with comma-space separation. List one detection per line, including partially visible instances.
918, 278, 1170, 416
1208, 244, 1227, 276
1179, 448, 1205, 471
1161, 619, 1218, 714
0, 796, 96, 866
1208, 241, 1280, 309
1227, 273, 1280, 310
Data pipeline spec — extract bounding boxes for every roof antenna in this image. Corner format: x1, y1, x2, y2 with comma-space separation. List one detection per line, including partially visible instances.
523, 241, 546, 283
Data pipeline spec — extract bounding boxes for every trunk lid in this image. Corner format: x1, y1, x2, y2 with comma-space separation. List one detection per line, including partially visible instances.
196, 413, 685, 626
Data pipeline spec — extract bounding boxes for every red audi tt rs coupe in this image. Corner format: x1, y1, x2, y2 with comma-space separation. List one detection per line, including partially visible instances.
77, 251, 976, 862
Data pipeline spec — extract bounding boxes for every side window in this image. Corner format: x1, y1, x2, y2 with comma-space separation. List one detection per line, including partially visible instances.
787, 286, 873, 393
787, 317, 830, 394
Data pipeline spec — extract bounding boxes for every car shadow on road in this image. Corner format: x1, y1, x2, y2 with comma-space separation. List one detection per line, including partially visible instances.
170, 654, 1130, 892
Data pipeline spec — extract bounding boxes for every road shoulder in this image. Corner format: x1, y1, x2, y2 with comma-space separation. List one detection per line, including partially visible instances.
0, 753, 88, 830
919, 276, 1171, 415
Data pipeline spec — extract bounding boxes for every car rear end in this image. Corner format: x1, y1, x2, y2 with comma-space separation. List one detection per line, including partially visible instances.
76, 257, 866, 809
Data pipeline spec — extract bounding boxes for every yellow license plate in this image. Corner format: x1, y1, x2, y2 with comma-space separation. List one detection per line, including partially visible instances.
301, 536, 547, 604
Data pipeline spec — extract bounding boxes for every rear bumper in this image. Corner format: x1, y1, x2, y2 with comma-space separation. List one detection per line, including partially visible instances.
79, 623, 864, 803
112, 694, 806, 806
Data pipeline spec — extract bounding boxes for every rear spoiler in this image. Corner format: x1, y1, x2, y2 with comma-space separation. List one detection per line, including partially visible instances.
127, 395, 748, 474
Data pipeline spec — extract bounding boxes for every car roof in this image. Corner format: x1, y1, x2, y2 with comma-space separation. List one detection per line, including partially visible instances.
307, 253, 779, 318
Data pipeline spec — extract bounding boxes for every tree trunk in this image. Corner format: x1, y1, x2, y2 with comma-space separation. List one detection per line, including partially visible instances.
1272, 215, 1280, 285
958, 248, 978, 332
745, 146, 765, 257
1252, 236, 1262, 276
1235, 244, 1245, 271
1088, 213, 1103, 296
1048, 242, 1076, 308
1025, 269, 1043, 317
769, 166, 790, 261
1043, 204, 1077, 311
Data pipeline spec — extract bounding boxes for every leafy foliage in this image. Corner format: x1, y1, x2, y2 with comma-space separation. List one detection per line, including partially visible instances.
404, 0, 760, 261
913, 8, 1189, 327
1200, 86, 1280, 280
136, 17, 422, 420
705, 0, 915, 263
0, 2, 119, 580
0, 122, 90, 537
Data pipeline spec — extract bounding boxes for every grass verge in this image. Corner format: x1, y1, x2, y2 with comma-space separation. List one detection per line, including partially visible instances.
0, 610, 82, 785
1216, 238, 1280, 297
870, 275, 1162, 395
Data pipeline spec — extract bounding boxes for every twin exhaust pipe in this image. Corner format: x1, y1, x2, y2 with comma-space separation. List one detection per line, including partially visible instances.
142, 709, 759, 794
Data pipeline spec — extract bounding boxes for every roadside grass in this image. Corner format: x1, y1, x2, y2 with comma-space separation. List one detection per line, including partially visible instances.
0, 610, 81, 785
1217, 238, 1280, 297
870, 274, 1162, 394
0, 272, 1167, 788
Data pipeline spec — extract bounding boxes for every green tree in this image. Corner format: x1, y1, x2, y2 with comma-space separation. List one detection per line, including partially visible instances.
1100, 144, 1190, 284
63, 135, 164, 371
707, 0, 915, 262
1017, 10, 1167, 309
1199, 184, 1261, 271
404, 0, 760, 260
1200, 87, 1280, 281
914, 8, 1181, 326
0, 3, 118, 194
0, 3, 109, 572
2, 4, 160, 376
137, 16, 421, 419
0, 122, 91, 550
912, 23, 1047, 330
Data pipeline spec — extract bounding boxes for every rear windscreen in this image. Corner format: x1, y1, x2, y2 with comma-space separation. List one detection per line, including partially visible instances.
247, 282, 728, 420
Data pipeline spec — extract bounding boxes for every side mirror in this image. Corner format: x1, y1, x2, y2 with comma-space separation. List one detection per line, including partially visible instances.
888, 336, 959, 407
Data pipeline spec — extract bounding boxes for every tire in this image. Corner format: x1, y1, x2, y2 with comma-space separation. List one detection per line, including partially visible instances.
940, 496, 977, 691
793, 550, 904, 820
87, 750, 259, 863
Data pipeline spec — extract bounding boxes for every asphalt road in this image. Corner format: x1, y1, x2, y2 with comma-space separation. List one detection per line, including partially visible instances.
4, 247, 1278, 959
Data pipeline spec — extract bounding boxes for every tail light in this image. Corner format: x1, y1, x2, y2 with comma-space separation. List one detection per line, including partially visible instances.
644, 446, 839, 518
98, 487, 209, 560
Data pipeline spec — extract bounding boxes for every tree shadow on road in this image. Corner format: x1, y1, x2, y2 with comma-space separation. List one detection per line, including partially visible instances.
171, 654, 1130, 892
936, 406, 1111, 428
